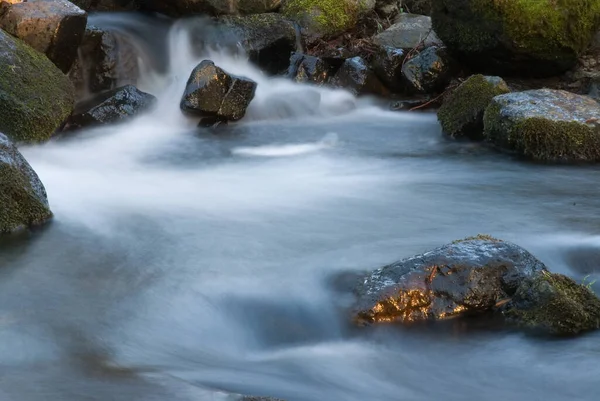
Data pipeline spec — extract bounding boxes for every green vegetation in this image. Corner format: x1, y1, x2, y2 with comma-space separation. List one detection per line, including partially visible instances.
282, 0, 369, 36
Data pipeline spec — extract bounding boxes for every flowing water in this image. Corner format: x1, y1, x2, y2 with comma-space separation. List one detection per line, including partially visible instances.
1, 13, 600, 401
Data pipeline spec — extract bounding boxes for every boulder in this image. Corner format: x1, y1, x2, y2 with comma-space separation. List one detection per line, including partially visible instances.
287, 52, 330, 84
431, 0, 600, 77
371, 46, 405, 92
0, 28, 74, 143
353, 236, 545, 325
69, 0, 139, 11
0, 0, 87, 73
141, 0, 281, 16
483, 89, 600, 163
437, 75, 510, 140
401, 46, 454, 93
281, 0, 376, 41
0, 133, 53, 234
180, 60, 257, 123
330, 56, 387, 96
65, 85, 156, 130
373, 13, 442, 51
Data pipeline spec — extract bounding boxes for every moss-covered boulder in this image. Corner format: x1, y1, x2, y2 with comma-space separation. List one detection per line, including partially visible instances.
0, 28, 74, 143
281, 0, 375, 40
431, 0, 600, 76
483, 89, 600, 163
437, 75, 510, 140
0, 133, 52, 234
506, 272, 600, 336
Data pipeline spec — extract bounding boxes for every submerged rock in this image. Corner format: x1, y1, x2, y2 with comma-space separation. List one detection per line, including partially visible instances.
0, 28, 74, 143
0, 0, 87, 73
287, 52, 330, 84
0, 133, 53, 234
373, 13, 442, 51
401, 46, 453, 93
330, 56, 387, 96
66, 85, 156, 130
437, 75, 510, 140
483, 89, 600, 163
353, 236, 545, 325
431, 0, 600, 77
142, 0, 281, 16
181, 60, 257, 123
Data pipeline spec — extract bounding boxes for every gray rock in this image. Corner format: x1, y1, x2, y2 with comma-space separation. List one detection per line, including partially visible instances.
373, 14, 442, 51
66, 85, 156, 130
0, 0, 87, 73
141, 0, 281, 16
483, 89, 600, 163
372, 46, 405, 92
401, 46, 454, 93
287, 52, 330, 84
353, 236, 545, 325
0, 133, 53, 234
330, 56, 387, 96
181, 60, 257, 122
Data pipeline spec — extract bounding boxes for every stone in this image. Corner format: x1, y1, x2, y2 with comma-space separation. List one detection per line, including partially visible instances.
0, 133, 52, 234
0, 28, 74, 143
431, 0, 600, 77
373, 13, 442, 51
330, 56, 387, 96
483, 89, 600, 163
65, 85, 156, 130
353, 236, 545, 325
180, 60, 257, 122
399, 0, 431, 15
287, 52, 330, 84
141, 0, 281, 16
371, 46, 405, 92
69, 0, 139, 11
0, 0, 87, 73
401, 46, 454, 93
437, 75, 510, 140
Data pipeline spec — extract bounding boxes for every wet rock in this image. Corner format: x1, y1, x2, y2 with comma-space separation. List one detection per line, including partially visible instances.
372, 46, 405, 92
181, 60, 257, 122
353, 236, 545, 325
0, 133, 53, 234
400, 0, 431, 15
142, 0, 281, 16
69, 0, 139, 11
68, 25, 139, 99
373, 13, 442, 51
431, 0, 600, 77
389, 96, 430, 111
506, 272, 600, 336
0, 28, 74, 143
66, 85, 156, 130
437, 75, 510, 140
401, 46, 454, 93
219, 13, 297, 75
483, 89, 600, 163
287, 52, 330, 84
0, 0, 87, 73
330, 56, 387, 96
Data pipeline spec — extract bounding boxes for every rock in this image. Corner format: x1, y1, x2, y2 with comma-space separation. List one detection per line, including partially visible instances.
65, 85, 156, 130
68, 25, 140, 99
389, 95, 430, 111
371, 46, 405, 92
401, 46, 454, 93
0, 133, 53, 234
373, 14, 442, 51
69, 0, 139, 11
437, 75, 510, 140
483, 89, 600, 163
287, 52, 330, 84
0, 28, 74, 143
399, 0, 431, 15
506, 271, 600, 336
181, 60, 257, 123
0, 0, 88, 73
353, 236, 545, 325
219, 13, 297, 75
330, 56, 387, 96
375, 0, 399, 18
281, 0, 375, 41
141, 0, 281, 16
431, 0, 600, 77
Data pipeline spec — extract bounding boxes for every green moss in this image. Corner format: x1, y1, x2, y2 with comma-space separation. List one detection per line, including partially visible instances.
0, 163, 52, 233
452, 234, 502, 244
282, 0, 368, 36
507, 271, 600, 336
437, 75, 510, 139
0, 30, 74, 143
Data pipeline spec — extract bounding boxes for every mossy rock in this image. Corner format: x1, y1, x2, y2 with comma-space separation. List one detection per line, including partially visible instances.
0, 133, 52, 234
437, 75, 510, 140
281, 0, 375, 39
431, 0, 600, 76
483, 89, 600, 163
506, 271, 600, 336
0, 28, 74, 143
